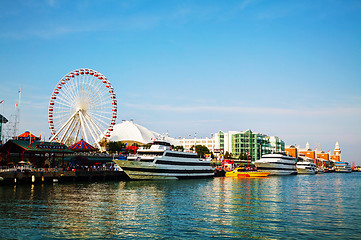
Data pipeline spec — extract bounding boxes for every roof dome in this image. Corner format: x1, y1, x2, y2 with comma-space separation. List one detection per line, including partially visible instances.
109, 120, 179, 145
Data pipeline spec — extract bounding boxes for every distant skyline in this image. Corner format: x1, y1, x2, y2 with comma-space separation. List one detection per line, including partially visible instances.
0, 0, 360, 164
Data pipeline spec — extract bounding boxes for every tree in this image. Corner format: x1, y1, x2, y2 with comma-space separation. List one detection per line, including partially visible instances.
190, 145, 210, 158
238, 152, 248, 160
107, 141, 126, 154
172, 145, 184, 151
224, 151, 232, 159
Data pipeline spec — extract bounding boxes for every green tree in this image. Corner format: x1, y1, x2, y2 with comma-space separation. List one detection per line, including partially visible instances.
224, 151, 232, 159
238, 152, 248, 160
107, 141, 126, 154
190, 145, 210, 158
172, 145, 184, 151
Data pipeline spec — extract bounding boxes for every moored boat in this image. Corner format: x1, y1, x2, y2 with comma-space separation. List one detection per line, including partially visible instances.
334, 161, 352, 173
113, 140, 214, 180
254, 153, 297, 175
225, 167, 270, 178
296, 159, 317, 175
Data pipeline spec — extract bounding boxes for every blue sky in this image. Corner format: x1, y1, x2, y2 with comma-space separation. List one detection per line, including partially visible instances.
1, 0, 360, 164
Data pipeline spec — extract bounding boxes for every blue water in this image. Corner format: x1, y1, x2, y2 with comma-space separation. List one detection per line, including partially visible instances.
0, 173, 360, 239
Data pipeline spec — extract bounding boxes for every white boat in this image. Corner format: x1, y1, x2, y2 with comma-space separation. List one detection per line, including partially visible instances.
113, 141, 214, 180
334, 161, 352, 173
296, 160, 317, 174
255, 153, 297, 175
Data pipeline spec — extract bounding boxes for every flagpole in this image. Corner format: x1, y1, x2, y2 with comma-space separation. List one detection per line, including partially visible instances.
18, 87, 21, 136
0, 100, 4, 143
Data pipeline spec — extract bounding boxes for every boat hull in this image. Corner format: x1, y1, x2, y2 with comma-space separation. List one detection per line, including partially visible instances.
335, 169, 352, 173
334, 162, 352, 173
255, 154, 297, 176
255, 162, 297, 175
225, 171, 270, 178
113, 159, 214, 180
296, 168, 316, 175
296, 163, 317, 175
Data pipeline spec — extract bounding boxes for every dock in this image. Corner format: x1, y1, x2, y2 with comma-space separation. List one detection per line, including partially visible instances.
0, 169, 129, 184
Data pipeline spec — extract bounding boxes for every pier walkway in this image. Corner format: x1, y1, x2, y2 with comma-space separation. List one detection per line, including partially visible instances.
0, 167, 129, 184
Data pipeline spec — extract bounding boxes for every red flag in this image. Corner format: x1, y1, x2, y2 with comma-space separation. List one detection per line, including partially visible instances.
0, 100, 4, 104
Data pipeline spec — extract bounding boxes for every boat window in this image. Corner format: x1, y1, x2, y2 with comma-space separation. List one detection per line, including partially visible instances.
137, 151, 164, 156
152, 141, 171, 147
165, 152, 198, 159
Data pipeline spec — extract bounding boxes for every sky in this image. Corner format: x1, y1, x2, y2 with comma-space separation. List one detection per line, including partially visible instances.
0, 0, 360, 164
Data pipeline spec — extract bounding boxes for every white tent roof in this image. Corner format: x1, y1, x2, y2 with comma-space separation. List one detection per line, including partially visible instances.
109, 120, 179, 145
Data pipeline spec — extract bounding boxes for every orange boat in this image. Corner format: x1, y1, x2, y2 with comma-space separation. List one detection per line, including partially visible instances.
225, 167, 270, 178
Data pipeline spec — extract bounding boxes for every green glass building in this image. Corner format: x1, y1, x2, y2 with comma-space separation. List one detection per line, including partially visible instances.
217, 129, 285, 162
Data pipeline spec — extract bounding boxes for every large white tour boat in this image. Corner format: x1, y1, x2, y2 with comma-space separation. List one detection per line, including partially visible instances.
254, 153, 297, 175
113, 141, 214, 180
296, 159, 317, 174
334, 161, 352, 173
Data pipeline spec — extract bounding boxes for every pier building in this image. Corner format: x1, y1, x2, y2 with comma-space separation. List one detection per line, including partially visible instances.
179, 129, 284, 161
285, 145, 298, 158
286, 142, 342, 169
0, 139, 72, 167
178, 137, 215, 152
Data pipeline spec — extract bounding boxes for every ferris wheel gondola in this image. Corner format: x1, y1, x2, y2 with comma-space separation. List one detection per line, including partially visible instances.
48, 68, 117, 149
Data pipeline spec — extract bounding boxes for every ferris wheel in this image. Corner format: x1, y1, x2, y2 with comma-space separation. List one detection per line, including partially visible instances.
48, 68, 117, 149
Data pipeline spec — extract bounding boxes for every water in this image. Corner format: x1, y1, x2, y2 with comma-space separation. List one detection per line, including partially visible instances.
1, 173, 360, 239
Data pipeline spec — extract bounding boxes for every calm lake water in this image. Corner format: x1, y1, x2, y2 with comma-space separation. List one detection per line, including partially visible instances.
1, 173, 360, 239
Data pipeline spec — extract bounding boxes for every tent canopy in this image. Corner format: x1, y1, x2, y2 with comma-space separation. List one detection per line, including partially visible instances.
69, 139, 96, 151
18, 131, 40, 140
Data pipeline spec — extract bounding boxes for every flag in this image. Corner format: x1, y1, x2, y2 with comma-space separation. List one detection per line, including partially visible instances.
18, 88, 21, 93
0, 100, 4, 104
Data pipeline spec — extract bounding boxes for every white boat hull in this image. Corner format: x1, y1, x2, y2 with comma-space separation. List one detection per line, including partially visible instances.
255, 162, 297, 175
297, 168, 316, 175
255, 154, 297, 176
113, 159, 214, 180
296, 162, 317, 175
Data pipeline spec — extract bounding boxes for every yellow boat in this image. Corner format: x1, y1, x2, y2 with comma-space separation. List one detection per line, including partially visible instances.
225, 167, 270, 178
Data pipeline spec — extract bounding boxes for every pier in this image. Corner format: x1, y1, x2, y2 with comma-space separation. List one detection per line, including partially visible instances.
0, 168, 129, 184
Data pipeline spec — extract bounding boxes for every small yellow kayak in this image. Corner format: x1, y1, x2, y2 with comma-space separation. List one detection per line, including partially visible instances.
225, 167, 270, 178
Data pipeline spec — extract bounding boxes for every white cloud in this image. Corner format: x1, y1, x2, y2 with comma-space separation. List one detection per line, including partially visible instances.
122, 102, 361, 117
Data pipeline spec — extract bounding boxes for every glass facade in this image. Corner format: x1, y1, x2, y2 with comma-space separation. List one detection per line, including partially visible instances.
219, 129, 285, 162
219, 131, 224, 149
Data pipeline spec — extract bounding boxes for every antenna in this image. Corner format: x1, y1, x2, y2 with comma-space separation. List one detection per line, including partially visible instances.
13, 88, 21, 138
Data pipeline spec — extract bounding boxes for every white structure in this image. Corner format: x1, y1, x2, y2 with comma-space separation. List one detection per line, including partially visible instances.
268, 136, 284, 153
214, 131, 241, 154
178, 137, 216, 152
109, 120, 179, 146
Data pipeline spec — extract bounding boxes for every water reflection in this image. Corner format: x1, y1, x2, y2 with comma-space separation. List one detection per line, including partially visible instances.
0, 173, 361, 239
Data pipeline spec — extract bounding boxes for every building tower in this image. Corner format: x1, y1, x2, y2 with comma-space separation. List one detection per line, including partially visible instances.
306, 142, 310, 150
334, 141, 341, 157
